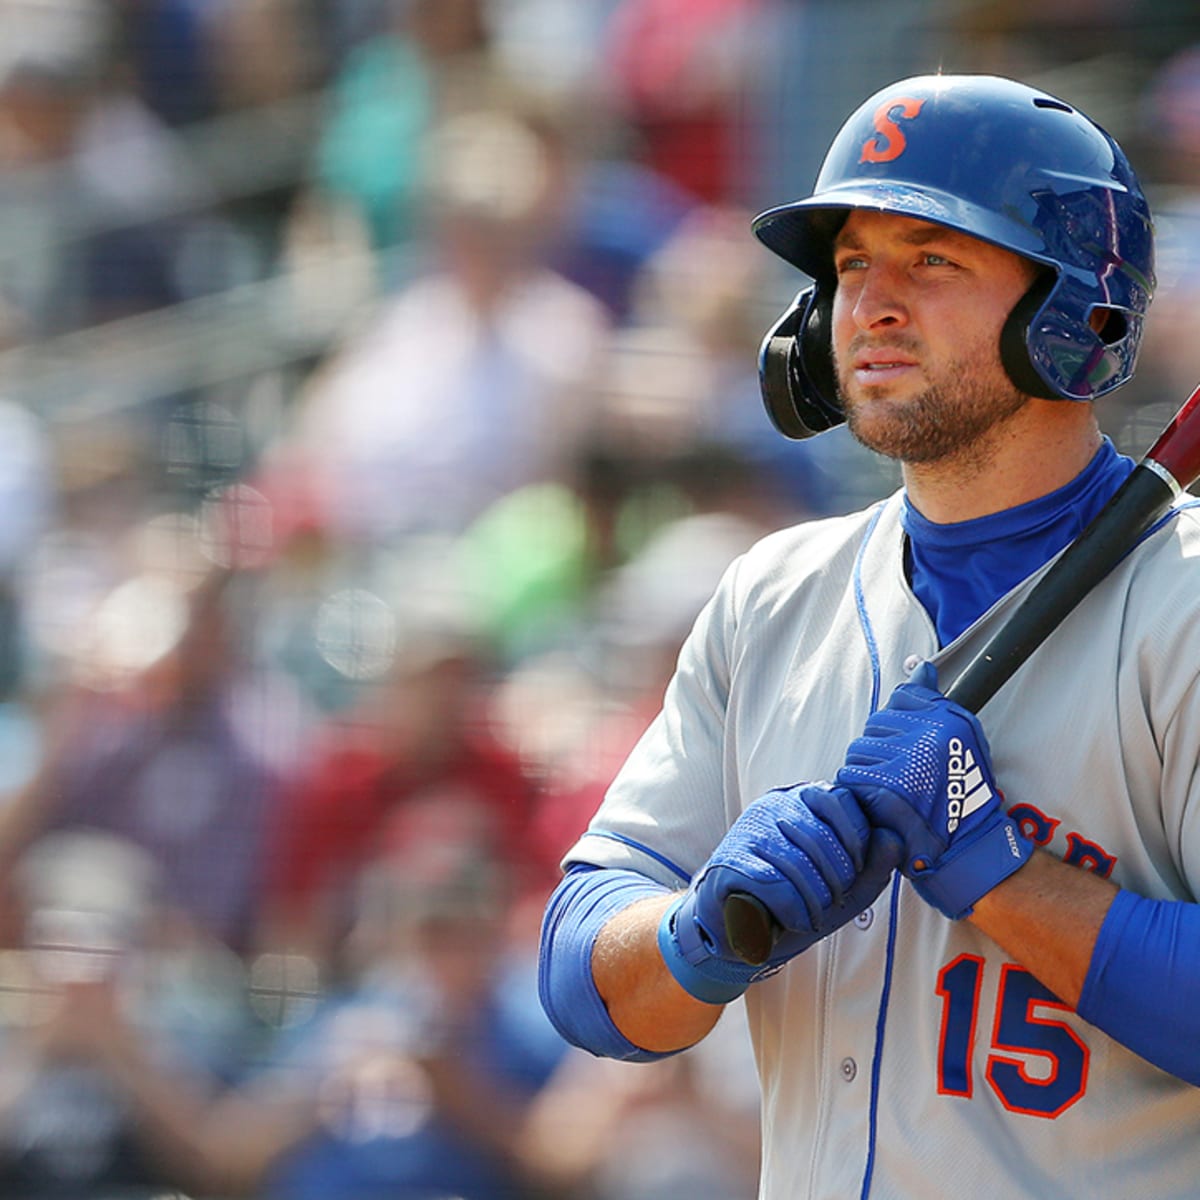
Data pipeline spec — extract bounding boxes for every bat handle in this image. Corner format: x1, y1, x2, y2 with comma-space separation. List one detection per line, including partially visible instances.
723, 892, 777, 966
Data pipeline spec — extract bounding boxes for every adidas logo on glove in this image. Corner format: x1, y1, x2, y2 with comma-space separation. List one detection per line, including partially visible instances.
946, 736, 993, 832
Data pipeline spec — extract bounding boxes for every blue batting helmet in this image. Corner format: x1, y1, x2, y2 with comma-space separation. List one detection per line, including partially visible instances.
753, 74, 1156, 439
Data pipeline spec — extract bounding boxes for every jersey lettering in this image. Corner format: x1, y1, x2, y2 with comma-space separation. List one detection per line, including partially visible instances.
935, 959, 1089, 1119
860, 97, 926, 163
987, 965, 1090, 1118
1006, 805, 1118, 875
936, 954, 985, 1097
1007, 802, 1060, 846
1063, 832, 1118, 878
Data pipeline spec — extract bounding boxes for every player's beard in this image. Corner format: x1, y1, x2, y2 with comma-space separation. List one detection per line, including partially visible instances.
836, 336, 1029, 465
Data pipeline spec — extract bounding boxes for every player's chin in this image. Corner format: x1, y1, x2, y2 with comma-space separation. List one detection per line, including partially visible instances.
838, 371, 920, 416
842, 400, 947, 463
842, 389, 915, 448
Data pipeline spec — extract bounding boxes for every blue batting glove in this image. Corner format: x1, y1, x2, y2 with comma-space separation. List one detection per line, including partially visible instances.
658, 782, 903, 1003
835, 662, 1033, 919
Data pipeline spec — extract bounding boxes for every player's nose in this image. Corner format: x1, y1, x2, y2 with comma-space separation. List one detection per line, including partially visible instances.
849, 264, 910, 330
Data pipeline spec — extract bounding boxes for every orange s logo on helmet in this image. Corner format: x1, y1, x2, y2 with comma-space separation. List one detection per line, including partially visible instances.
860, 97, 927, 163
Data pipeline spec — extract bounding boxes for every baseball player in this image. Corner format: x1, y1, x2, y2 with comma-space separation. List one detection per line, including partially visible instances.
538, 75, 1200, 1198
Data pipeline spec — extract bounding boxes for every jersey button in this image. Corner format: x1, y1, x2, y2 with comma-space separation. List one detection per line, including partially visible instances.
903, 653, 922, 673
853, 908, 874, 930
840, 1057, 857, 1082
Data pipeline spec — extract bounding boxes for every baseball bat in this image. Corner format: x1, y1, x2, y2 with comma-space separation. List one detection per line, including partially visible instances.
723, 382, 1200, 967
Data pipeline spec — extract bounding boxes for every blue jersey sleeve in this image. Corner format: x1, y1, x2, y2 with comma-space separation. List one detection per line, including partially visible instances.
538, 864, 681, 1063
1078, 889, 1200, 1086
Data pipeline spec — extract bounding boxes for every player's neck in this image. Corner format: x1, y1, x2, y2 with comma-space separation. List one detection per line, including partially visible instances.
902, 401, 1103, 524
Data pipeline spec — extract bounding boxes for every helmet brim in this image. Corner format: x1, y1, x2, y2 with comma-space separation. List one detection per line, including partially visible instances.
752, 183, 1053, 279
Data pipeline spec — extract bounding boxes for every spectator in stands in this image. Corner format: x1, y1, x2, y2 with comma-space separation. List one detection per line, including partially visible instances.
0, 824, 572, 1200
262, 555, 548, 966
110, 0, 220, 128
287, 107, 610, 543
0, 566, 280, 953
0, 830, 252, 1198
312, 0, 522, 252
254, 827, 569, 1200
0, 17, 214, 336
601, 0, 770, 205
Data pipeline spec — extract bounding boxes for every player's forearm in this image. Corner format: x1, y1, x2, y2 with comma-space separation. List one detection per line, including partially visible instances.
592, 893, 724, 1052
965, 848, 1118, 1008
540, 865, 719, 1059
971, 851, 1200, 1084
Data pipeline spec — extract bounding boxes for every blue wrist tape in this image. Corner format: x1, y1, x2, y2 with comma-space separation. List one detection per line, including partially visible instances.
538, 865, 681, 1062
657, 894, 752, 1005
911, 813, 1033, 919
1078, 889, 1200, 1086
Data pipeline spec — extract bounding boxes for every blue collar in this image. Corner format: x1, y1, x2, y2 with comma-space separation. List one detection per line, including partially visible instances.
900, 438, 1135, 646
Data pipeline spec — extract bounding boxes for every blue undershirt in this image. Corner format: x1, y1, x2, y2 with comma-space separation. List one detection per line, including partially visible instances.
1079, 890, 1200, 1085
901, 437, 1134, 647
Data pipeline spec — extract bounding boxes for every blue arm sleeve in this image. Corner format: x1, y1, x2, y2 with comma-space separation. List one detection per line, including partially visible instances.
538, 864, 682, 1063
1077, 889, 1200, 1086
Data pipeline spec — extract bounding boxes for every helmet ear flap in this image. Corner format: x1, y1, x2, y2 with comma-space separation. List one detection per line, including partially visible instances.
1001, 269, 1147, 401
1000, 272, 1060, 400
759, 286, 845, 440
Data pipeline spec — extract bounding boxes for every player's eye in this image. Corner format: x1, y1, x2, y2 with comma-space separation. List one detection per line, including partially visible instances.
835, 253, 868, 273
921, 252, 955, 267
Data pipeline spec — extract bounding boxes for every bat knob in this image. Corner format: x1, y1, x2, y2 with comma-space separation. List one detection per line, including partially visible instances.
723, 892, 777, 966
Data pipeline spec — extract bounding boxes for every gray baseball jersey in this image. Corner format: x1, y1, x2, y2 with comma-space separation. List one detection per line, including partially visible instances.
566, 490, 1200, 1200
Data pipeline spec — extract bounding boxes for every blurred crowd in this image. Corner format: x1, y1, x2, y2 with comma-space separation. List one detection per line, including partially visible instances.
0, 1, 1196, 1197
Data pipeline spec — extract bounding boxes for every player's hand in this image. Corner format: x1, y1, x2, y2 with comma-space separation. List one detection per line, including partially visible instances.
835, 662, 1033, 919
657, 782, 903, 1003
